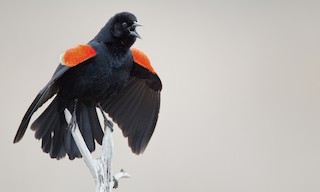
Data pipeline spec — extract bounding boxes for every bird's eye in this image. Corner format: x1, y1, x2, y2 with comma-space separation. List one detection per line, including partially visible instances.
122, 22, 128, 28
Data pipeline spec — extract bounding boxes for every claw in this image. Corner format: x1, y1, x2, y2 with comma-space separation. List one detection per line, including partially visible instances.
105, 118, 114, 132
67, 101, 130, 190
98, 103, 114, 132
65, 99, 78, 130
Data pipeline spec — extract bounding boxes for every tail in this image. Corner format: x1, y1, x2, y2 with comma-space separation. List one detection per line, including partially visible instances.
31, 97, 67, 159
30, 98, 104, 160
65, 100, 104, 160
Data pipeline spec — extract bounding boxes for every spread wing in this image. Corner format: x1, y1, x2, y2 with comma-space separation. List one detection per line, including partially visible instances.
14, 44, 96, 143
101, 48, 162, 154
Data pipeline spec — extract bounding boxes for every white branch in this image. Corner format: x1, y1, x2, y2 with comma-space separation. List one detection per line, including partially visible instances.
64, 109, 130, 192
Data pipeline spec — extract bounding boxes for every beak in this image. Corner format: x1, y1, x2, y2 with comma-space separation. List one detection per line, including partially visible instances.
132, 21, 142, 28
130, 30, 141, 39
130, 21, 142, 39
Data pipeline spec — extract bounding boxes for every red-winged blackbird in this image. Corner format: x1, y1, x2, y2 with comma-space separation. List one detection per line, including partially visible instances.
13, 12, 162, 160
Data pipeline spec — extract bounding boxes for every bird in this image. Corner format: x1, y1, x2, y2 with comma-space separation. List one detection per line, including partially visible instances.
13, 12, 162, 160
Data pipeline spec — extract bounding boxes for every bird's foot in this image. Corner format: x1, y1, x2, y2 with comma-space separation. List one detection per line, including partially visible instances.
104, 118, 114, 132
68, 114, 77, 131
66, 99, 78, 130
98, 103, 114, 132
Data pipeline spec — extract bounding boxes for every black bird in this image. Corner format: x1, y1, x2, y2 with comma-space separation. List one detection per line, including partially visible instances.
13, 12, 162, 160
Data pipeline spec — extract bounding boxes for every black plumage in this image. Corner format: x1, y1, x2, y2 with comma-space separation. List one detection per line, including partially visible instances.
13, 12, 162, 159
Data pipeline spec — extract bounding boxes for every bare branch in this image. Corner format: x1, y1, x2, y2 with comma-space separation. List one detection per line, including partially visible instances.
64, 108, 130, 192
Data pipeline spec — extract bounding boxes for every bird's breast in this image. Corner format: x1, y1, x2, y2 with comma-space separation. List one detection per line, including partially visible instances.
57, 42, 133, 103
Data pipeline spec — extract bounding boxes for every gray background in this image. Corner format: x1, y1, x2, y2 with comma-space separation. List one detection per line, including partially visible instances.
1, 0, 320, 192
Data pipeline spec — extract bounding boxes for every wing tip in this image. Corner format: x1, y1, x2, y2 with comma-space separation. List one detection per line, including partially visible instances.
13, 137, 20, 143
13, 123, 28, 143
130, 144, 146, 155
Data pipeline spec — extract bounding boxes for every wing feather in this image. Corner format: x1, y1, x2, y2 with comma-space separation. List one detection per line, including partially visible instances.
100, 48, 162, 154
13, 65, 70, 143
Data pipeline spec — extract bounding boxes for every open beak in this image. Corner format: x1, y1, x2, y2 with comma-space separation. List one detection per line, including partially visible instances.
129, 21, 142, 39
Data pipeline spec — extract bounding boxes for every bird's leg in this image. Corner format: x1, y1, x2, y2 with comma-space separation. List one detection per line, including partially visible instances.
65, 101, 129, 192
65, 99, 99, 181
98, 103, 114, 132
67, 99, 78, 130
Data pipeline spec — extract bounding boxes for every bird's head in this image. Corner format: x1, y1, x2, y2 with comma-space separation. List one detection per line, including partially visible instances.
92, 12, 142, 49
110, 12, 141, 48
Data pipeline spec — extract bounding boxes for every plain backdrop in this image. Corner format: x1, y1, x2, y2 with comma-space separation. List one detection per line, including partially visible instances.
1, 1, 320, 192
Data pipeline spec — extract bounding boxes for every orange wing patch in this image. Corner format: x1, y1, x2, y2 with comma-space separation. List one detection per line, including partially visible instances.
60, 45, 96, 67
131, 48, 156, 74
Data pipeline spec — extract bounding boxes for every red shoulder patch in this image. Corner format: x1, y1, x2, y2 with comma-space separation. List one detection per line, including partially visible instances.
131, 48, 156, 74
60, 45, 96, 67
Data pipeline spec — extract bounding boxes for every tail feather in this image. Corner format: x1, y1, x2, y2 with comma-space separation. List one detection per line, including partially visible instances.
76, 101, 95, 152
50, 115, 67, 159
31, 97, 67, 159
87, 106, 104, 145
41, 132, 52, 153
65, 128, 81, 160
65, 101, 103, 160
31, 98, 58, 139
15, 88, 104, 159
